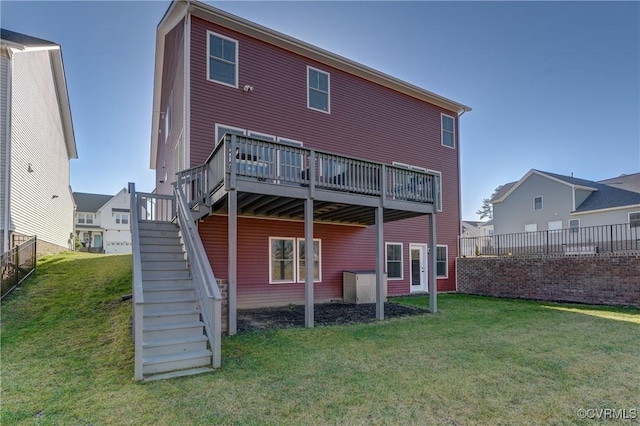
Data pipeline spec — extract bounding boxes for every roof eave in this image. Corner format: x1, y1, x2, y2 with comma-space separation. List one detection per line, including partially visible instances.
49, 48, 77, 159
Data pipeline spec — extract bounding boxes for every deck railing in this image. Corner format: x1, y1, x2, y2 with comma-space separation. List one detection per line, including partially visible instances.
1, 236, 36, 300
128, 183, 144, 381
174, 181, 222, 368
176, 164, 208, 208
460, 223, 640, 257
135, 191, 175, 222
207, 134, 437, 205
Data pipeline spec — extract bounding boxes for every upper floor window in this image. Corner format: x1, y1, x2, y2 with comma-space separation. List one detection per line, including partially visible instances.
441, 114, 455, 148
115, 213, 129, 225
77, 213, 94, 224
307, 66, 330, 113
534, 196, 543, 210
630, 212, 640, 228
207, 31, 238, 88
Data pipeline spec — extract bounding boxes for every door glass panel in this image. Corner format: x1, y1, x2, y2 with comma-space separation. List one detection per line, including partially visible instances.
411, 248, 421, 286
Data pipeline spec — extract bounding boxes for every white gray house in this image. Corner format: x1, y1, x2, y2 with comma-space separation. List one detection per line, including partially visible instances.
0, 29, 77, 254
74, 189, 132, 254
491, 170, 640, 235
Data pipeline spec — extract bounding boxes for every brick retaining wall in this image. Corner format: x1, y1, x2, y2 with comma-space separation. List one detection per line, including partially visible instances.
456, 253, 640, 307
217, 279, 229, 334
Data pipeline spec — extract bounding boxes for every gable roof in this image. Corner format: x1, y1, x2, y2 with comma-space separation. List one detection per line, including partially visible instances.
150, 0, 471, 169
598, 173, 640, 194
492, 169, 640, 213
1, 28, 78, 160
73, 192, 113, 213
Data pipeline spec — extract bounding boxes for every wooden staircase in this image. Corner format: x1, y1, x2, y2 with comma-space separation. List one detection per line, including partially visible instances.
138, 221, 213, 381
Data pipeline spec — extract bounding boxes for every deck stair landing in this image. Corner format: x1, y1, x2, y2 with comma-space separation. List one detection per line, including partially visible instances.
138, 221, 213, 381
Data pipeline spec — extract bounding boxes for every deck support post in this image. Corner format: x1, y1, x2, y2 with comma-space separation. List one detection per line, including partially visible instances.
228, 188, 238, 335
304, 198, 314, 328
429, 212, 437, 313
375, 205, 384, 320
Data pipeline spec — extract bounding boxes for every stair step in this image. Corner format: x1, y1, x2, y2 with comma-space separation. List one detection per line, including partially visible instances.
142, 269, 191, 280
143, 321, 205, 340
139, 228, 180, 238
138, 222, 178, 231
141, 252, 185, 261
142, 279, 194, 291
140, 236, 182, 245
143, 334, 208, 357
143, 298, 198, 314
140, 244, 183, 253
143, 350, 213, 375
143, 289, 195, 302
143, 367, 214, 382
142, 260, 188, 270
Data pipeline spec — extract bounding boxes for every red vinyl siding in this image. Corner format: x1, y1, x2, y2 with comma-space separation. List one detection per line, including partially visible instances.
199, 214, 455, 309
180, 15, 461, 300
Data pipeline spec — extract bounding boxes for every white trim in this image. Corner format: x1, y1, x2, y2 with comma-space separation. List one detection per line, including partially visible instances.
409, 243, 428, 293
436, 244, 448, 279
164, 92, 172, 144
296, 238, 322, 283
268, 236, 297, 284
440, 113, 455, 149
629, 211, 640, 228
570, 204, 640, 216
215, 123, 246, 146
533, 195, 543, 211
277, 137, 304, 146
206, 30, 239, 88
385, 242, 403, 280
247, 130, 276, 141
306, 65, 330, 114
391, 162, 410, 169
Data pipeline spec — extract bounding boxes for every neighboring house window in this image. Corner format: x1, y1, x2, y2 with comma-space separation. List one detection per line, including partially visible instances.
569, 219, 580, 233
441, 114, 455, 148
488, 229, 494, 236
630, 212, 640, 228
525, 224, 537, 232
548, 221, 562, 232
207, 31, 238, 87
534, 196, 543, 210
385, 243, 403, 280
307, 66, 330, 113
436, 245, 448, 279
269, 238, 296, 283
115, 213, 129, 225
297, 239, 321, 282
77, 213, 94, 224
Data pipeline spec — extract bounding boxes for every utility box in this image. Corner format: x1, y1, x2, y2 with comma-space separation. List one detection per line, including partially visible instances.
343, 270, 387, 304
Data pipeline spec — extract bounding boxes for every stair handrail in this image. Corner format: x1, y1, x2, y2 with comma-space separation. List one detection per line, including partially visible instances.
128, 182, 144, 381
174, 181, 222, 368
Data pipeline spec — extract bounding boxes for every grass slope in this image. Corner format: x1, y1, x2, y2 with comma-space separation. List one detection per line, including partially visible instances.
1, 252, 639, 425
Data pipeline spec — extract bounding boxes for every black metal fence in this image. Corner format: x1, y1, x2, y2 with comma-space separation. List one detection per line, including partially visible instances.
460, 223, 639, 257
1, 236, 37, 299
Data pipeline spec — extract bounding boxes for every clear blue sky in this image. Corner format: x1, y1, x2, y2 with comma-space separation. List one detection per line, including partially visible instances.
2, 1, 639, 220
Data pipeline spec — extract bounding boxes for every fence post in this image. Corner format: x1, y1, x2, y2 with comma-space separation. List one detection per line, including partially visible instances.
610, 225, 614, 253
545, 230, 549, 255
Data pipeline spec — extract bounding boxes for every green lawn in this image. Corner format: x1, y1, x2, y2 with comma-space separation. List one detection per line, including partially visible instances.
1, 252, 639, 425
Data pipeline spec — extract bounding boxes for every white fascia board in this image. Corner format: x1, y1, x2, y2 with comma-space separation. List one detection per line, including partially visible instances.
570, 204, 640, 216
150, 1, 188, 170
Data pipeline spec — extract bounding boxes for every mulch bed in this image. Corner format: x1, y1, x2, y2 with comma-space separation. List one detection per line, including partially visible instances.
237, 301, 429, 332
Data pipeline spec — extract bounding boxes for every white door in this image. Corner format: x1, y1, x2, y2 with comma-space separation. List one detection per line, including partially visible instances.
410, 244, 427, 293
